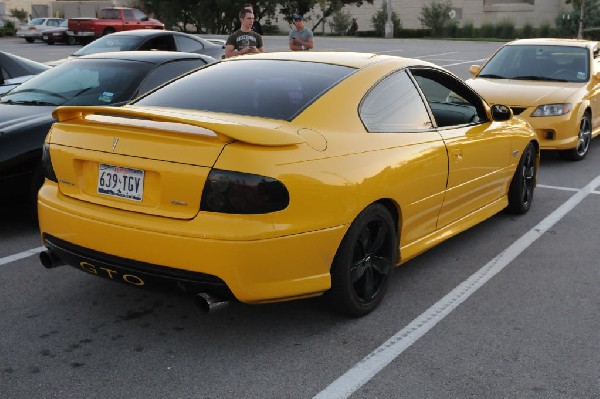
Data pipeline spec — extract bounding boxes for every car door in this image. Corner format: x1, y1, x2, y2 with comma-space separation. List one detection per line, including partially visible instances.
359, 69, 448, 247
409, 67, 512, 229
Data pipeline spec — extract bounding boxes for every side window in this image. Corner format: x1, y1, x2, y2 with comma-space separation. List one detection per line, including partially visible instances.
411, 68, 488, 128
359, 69, 432, 132
137, 60, 207, 95
141, 36, 176, 51
123, 10, 134, 20
174, 36, 204, 53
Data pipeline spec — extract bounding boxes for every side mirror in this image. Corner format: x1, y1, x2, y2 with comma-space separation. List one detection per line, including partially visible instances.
491, 104, 512, 121
469, 65, 481, 77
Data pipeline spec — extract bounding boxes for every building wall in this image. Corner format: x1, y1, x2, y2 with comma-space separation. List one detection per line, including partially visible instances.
320, 0, 570, 34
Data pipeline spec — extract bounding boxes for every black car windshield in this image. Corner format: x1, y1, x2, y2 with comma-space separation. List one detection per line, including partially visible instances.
132, 59, 355, 120
1, 59, 153, 106
479, 44, 589, 82
73, 36, 142, 56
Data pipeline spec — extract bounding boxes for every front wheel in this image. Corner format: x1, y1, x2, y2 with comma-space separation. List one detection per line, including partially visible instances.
560, 112, 592, 161
327, 203, 397, 317
506, 142, 537, 214
25, 37, 35, 43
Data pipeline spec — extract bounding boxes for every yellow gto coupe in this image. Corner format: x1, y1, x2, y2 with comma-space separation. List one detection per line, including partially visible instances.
38, 52, 539, 317
467, 38, 600, 161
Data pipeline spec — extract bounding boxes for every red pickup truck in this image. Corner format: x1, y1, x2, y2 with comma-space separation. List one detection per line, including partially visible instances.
67, 7, 164, 43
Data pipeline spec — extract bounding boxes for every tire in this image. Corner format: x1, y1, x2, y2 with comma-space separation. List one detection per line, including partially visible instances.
560, 112, 592, 161
67, 36, 76, 45
506, 142, 536, 214
327, 203, 397, 317
25, 37, 35, 43
102, 28, 115, 36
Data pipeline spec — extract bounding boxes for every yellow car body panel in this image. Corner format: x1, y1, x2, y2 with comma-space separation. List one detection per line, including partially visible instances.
38, 52, 539, 307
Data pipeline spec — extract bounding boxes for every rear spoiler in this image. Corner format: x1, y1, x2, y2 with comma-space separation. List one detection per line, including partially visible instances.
52, 105, 305, 147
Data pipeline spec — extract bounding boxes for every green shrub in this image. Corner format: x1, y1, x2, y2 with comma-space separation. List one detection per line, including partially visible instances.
480, 23, 495, 38
461, 20, 474, 38
445, 19, 459, 37
495, 18, 515, 39
262, 20, 280, 34
419, 0, 453, 37
538, 21, 552, 37
371, 2, 402, 37
521, 22, 535, 38
329, 9, 352, 36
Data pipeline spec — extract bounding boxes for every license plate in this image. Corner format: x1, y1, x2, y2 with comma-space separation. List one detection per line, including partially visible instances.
97, 164, 144, 201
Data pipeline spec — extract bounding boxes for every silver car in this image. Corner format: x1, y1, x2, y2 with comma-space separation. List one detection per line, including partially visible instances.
16, 17, 65, 43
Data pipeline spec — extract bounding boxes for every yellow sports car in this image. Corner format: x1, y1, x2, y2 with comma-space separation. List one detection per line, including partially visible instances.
38, 52, 539, 317
467, 38, 600, 161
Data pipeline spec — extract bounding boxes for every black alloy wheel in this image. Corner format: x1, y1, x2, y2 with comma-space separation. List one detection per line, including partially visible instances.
328, 203, 397, 317
507, 142, 536, 214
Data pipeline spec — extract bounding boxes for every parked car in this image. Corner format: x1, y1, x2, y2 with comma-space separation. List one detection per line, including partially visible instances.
0, 51, 215, 214
16, 17, 64, 43
41, 19, 72, 45
467, 38, 600, 161
38, 52, 539, 317
48, 29, 226, 66
0, 51, 50, 95
66, 7, 164, 44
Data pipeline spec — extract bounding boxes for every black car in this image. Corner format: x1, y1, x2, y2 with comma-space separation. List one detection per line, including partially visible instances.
0, 51, 51, 95
49, 30, 225, 66
0, 51, 215, 214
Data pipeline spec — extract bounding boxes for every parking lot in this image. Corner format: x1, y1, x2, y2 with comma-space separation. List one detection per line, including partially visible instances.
1, 36, 599, 398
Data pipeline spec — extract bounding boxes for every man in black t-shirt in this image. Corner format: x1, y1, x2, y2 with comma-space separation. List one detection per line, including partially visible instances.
225, 8, 264, 58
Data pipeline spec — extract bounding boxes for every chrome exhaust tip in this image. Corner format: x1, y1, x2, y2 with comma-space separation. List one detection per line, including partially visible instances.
194, 292, 229, 313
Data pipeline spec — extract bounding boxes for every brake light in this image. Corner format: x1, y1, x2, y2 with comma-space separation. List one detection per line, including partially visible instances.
42, 143, 58, 183
200, 169, 289, 214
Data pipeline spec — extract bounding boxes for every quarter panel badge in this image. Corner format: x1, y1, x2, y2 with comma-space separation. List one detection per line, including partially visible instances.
112, 137, 119, 152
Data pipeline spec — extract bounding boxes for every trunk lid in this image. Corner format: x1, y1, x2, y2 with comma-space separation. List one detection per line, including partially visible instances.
48, 105, 304, 219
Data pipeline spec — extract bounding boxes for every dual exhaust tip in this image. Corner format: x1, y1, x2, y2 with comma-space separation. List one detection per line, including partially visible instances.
39, 249, 230, 313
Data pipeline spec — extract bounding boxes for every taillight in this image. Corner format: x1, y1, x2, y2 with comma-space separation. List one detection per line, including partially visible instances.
200, 169, 289, 214
42, 143, 58, 182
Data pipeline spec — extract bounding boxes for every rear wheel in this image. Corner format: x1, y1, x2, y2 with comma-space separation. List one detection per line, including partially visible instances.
67, 36, 76, 45
25, 37, 35, 43
328, 203, 397, 317
102, 28, 116, 36
506, 142, 536, 214
560, 112, 592, 161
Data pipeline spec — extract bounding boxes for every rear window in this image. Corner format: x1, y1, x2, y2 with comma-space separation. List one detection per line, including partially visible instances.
132, 59, 355, 120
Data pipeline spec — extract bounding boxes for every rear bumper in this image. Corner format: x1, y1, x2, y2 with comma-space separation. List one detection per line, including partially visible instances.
38, 184, 346, 303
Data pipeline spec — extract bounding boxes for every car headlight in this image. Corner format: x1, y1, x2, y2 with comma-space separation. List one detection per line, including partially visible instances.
200, 169, 289, 214
531, 103, 572, 117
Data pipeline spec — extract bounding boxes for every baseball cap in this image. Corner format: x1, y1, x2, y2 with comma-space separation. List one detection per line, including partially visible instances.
293, 15, 304, 21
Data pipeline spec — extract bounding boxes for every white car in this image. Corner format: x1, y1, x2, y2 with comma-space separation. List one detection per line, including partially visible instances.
16, 18, 64, 43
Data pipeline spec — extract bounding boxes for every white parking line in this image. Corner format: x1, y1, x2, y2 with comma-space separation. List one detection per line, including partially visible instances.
0, 246, 44, 266
313, 174, 600, 399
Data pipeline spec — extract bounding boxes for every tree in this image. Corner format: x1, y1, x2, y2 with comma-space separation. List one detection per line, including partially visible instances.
418, 0, 453, 37
371, 2, 401, 37
560, 0, 600, 39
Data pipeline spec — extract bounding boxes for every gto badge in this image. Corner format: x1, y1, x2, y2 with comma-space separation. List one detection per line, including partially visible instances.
112, 137, 119, 152
79, 261, 145, 286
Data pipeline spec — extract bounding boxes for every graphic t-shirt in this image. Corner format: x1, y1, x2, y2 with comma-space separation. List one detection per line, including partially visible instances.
226, 30, 263, 51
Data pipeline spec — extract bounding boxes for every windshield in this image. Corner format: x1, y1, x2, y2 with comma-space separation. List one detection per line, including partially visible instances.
479, 44, 589, 82
74, 35, 142, 56
1, 59, 154, 106
133, 59, 355, 120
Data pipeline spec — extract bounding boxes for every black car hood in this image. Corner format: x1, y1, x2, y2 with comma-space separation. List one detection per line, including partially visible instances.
0, 104, 56, 130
